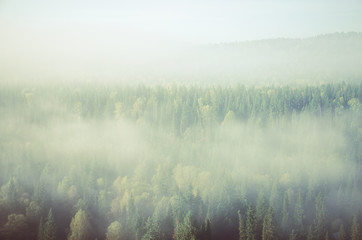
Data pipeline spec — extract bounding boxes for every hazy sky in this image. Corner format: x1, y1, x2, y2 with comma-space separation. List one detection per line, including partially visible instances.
1, 0, 361, 44
1, 0, 361, 81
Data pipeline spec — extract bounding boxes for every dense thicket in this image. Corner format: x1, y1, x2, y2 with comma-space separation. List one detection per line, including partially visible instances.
0, 82, 361, 240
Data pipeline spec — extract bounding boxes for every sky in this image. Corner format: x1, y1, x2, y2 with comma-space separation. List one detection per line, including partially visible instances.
0, 0, 362, 82
1, 0, 362, 44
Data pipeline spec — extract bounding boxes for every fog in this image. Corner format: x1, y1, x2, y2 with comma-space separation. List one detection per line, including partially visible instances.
1, 0, 362, 84
1, 1, 362, 239
1, 32, 362, 85
0, 83, 361, 239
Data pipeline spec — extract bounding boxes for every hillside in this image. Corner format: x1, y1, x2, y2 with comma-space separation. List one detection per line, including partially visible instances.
163, 32, 362, 84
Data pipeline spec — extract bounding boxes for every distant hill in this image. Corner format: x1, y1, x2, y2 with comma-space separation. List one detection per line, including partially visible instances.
163, 32, 362, 84
1, 32, 361, 85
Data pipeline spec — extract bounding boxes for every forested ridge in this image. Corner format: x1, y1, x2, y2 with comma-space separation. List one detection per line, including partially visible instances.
0, 82, 361, 240
2, 32, 362, 84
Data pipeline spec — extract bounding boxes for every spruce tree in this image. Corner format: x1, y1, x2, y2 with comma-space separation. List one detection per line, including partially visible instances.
238, 210, 247, 240
294, 191, 305, 231
255, 192, 267, 239
281, 191, 290, 234
313, 192, 326, 240
246, 206, 256, 240
142, 216, 161, 240
6, 177, 18, 211
269, 181, 281, 219
262, 207, 276, 240
43, 209, 56, 240
351, 214, 361, 240
68, 209, 91, 240
105, 221, 122, 240
173, 211, 196, 240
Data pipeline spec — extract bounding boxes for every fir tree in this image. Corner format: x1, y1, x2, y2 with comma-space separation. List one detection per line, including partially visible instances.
246, 206, 256, 240
238, 210, 247, 240
313, 192, 326, 240
351, 214, 361, 240
43, 209, 56, 240
281, 191, 290, 234
173, 211, 196, 240
105, 221, 122, 240
142, 216, 161, 240
262, 207, 276, 240
294, 191, 305, 231
68, 209, 92, 240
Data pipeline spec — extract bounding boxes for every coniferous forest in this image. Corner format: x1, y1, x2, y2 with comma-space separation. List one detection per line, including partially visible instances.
0, 82, 361, 240
1, 1, 362, 239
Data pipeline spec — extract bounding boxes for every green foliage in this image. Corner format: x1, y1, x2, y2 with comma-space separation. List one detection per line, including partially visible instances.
173, 211, 196, 240
281, 191, 290, 234
38, 209, 56, 240
68, 209, 91, 240
238, 210, 247, 240
262, 207, 276, 240
0, 82, 361, 239
5, 178, 19, 211
105, 221, 122, 240
294, 192, 305, 231
313, 192, 327, 240
43, 209, 56, 240
1, 214, 29, 240
142, 217, 161, 240
246, 206, 256, 240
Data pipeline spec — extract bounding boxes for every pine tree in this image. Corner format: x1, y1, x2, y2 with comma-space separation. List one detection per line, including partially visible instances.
255, 192, 267, 223
269, 181, 281, 219
68, 209, 92, 240
34, 179, 49, 213
262, 207, 276, 240
180, 103, 192, 133
313, 192, 327, 240
294, 191, 305, 231
142, 216, 161, 240
6, 177, 18, 211
351, 214, 361, 240
173, 211, 196, 240
43, 209, 56, 240
105, 221, 122, 240
246, 206, 256, 240
255, 191, 267, 239
238, 210, 247, 240
281, 191, 290, 234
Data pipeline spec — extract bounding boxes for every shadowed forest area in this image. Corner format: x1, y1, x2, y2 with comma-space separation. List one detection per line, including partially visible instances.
0, 82, 361, 239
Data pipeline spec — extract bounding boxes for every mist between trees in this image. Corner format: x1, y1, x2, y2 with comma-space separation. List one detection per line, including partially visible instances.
0, 82, 361, 240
